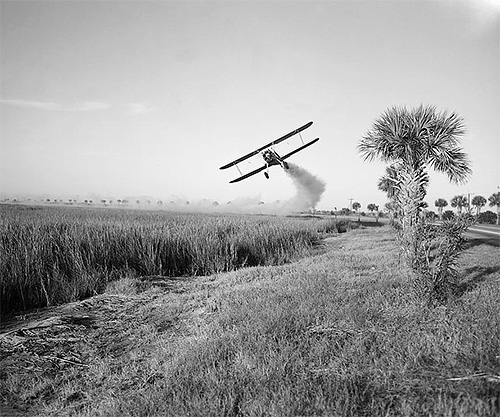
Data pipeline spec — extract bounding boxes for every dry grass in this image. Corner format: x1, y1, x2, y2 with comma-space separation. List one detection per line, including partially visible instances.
1, 223, 499, 416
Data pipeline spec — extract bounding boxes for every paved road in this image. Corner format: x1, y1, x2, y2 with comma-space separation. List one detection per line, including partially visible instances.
465, 225, 500, 247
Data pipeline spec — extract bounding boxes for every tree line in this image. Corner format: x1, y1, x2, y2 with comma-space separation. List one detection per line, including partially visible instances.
435, 193, 500, 224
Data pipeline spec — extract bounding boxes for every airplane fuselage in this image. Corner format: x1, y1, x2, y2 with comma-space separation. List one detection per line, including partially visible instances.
262, 149, 287, 168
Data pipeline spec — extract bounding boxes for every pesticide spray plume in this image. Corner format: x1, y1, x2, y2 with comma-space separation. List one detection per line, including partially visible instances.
281, 162, 326, 213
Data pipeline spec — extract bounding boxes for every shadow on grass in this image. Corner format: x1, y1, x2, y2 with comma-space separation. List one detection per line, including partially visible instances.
466, 236, 500, 248
356, 220, 385, 228
457, 265, 500, 295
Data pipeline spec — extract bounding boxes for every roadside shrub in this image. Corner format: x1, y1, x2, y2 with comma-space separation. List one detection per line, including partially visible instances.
478, 210, 497, 224
411, 214, 474, 304
442, 210, 455, 220
425, 210, 437, 221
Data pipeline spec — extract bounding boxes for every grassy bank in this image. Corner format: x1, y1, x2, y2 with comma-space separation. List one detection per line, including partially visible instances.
0, 205, 347, 317
1, 226, 498, 416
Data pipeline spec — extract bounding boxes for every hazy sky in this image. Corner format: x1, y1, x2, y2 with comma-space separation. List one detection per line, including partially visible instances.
1, 0, 499, 211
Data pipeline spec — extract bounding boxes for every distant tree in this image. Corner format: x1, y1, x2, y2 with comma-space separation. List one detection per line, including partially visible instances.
46, 198, 51, 203
100, 199, 107, 205
471, 195, 486, 216
136, 200, 141, 205
352, 202, 361, 221
157, 200, 163, 205
434, 198, 448, 220
450, 195, 468, 213
117, 199, 122, 204
367, 203, 378, 214
488, 192, 500, 225
212, 201, 219, 206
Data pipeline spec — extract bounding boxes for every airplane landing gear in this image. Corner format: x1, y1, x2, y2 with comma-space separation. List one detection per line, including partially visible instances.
264, 172, 269, 179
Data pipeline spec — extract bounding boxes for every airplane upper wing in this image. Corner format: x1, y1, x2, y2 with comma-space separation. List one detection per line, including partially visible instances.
219, 121, 313, 170
229, 165, 267, 183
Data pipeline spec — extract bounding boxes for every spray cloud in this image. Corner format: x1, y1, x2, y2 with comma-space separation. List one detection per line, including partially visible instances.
281, 162, 326, 213
7, 164, 326, 215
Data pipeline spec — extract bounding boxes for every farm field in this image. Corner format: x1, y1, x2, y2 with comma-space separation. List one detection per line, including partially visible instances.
1, 206, 499, 416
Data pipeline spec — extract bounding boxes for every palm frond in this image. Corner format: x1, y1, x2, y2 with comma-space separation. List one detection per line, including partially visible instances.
359, 104, 471, 184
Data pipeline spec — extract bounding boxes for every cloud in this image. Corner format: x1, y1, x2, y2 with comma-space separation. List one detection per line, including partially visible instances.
1, 99, 110, 112
126, 102, 158, 114
1, 99, 60, 111
71, 102, 110, 111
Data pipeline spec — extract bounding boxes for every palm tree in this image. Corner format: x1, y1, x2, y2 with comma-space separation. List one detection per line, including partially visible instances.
377, 164, 401, 200
488, 192, 500, 225
352, 201, 361, 221
450, 195, 468, 213
367, 203, 377, 214
358, 104, 471, 266
471, 195, 486, 216
434, 198, 448, 220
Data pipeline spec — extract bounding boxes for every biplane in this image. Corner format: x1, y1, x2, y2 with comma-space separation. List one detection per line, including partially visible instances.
219, 121, 319, 183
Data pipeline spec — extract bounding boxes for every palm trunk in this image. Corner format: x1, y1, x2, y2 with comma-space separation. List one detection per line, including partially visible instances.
395, 167, 428, 269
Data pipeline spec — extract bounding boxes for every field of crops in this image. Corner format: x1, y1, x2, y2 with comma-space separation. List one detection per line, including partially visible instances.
0, 204, 348, 317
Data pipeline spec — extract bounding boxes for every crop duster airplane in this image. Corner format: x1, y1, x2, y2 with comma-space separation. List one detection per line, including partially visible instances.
219, 121, 319, 183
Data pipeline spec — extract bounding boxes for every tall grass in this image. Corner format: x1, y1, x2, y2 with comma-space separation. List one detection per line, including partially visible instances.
0, 205, 347, 316
4, 227, 496, 416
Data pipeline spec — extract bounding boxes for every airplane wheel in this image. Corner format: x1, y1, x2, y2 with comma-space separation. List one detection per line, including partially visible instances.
264, 172, 269, 179
283, 162, 289, 169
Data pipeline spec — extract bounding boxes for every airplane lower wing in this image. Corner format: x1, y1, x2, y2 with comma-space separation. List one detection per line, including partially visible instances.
229, 165, 267, 183
281, 138, 320, 160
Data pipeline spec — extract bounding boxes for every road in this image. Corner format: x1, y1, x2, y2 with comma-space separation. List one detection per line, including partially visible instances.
466, 224, 500, 248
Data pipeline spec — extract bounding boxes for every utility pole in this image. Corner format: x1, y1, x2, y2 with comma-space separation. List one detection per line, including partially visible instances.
467, 191, 474, 214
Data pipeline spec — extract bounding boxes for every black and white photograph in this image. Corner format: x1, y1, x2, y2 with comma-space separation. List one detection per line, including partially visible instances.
1, 0, 499, 415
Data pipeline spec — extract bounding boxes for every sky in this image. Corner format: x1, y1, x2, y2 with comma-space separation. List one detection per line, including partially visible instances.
1, 0, 499, 212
